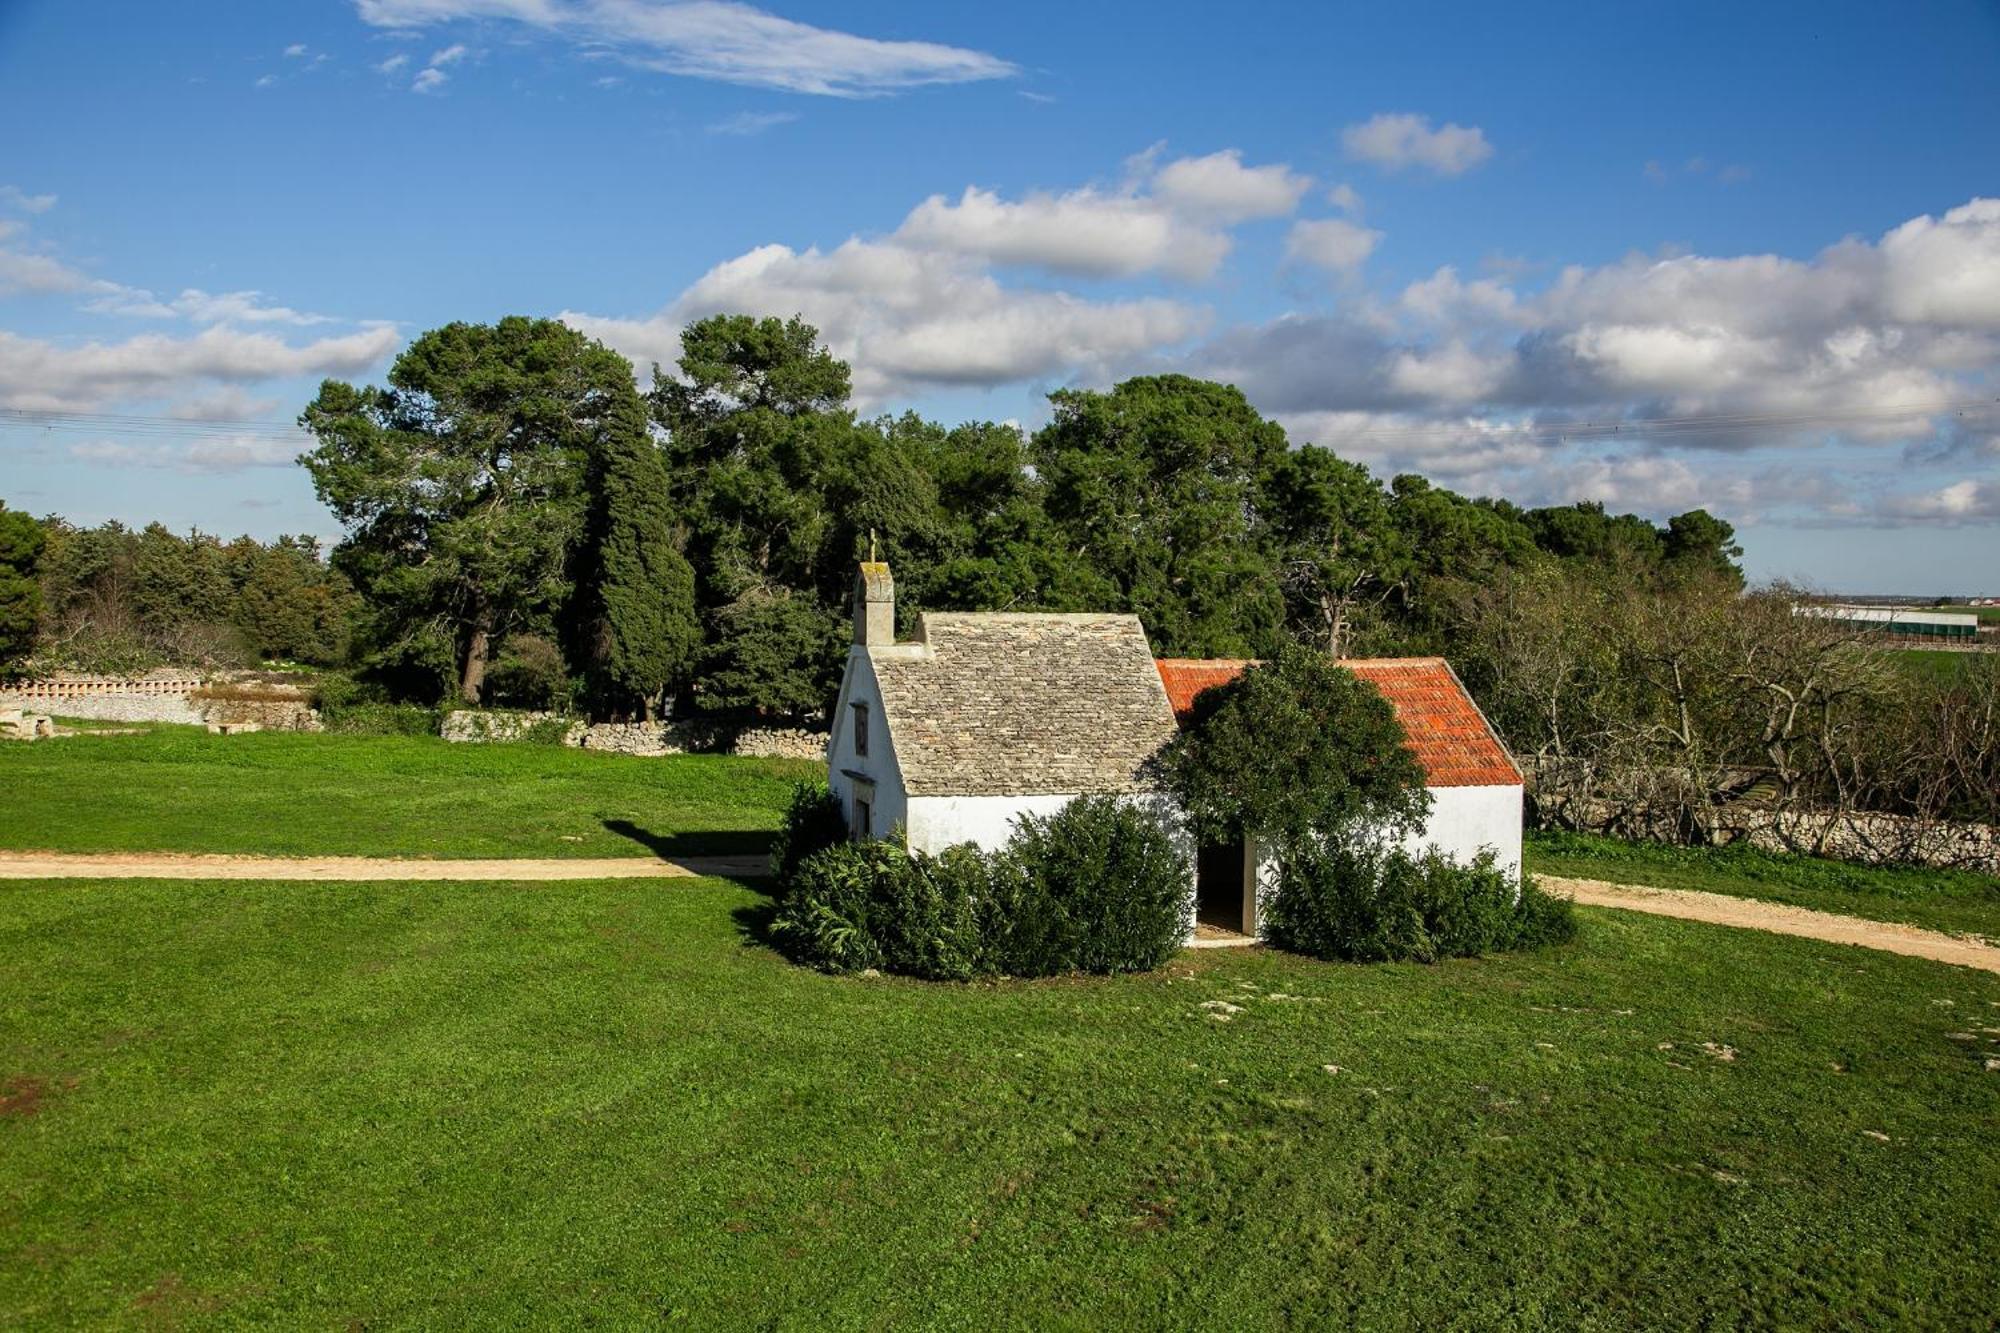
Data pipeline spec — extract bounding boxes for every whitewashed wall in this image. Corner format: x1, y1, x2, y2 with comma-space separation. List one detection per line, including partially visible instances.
1402, 784, 1523, 877
825, 651, 908, 840
904, 793, 1080, 855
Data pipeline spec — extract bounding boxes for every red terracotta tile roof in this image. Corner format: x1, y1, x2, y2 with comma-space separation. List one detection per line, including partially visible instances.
1154, 656, 1522, 788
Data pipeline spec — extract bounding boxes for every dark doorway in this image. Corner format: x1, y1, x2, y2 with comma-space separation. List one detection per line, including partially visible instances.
1195, 840, 1247, 932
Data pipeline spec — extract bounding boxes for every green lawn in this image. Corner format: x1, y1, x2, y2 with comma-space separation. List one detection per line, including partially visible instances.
1528, 830, 2000, 942
2, 875, 1995, 1328
0, 728, 816, 859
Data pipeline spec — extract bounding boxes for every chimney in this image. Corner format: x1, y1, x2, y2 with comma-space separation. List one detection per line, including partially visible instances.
855, 559, 894, 647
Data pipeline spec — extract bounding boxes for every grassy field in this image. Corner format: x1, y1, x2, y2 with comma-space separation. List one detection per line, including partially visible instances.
0, 727, 815, 859
1886, 647, 1990, 681
1528, 830, 2000, 941
3, 873, 1996, 1327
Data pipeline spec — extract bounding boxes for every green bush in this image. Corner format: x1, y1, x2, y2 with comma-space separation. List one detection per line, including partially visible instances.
319, 701, 444, 737
769, 781, 849, 886
1266, 840, 1572, 963
771, 796, 1191, 981
987, 796, 1191, 977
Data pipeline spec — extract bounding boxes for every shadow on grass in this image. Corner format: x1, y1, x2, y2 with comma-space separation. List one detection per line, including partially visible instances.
731, 900, 783, 952
601, 819, 775, 860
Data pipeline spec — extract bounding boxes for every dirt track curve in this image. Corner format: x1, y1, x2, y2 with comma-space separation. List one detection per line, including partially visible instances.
1540, 875, 2000, 975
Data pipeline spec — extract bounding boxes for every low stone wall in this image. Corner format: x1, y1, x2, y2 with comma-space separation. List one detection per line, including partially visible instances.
0, 673, 319, 730
439, 710, 585, 745
1736, 809, 2000, 877
442, 710, 825, 760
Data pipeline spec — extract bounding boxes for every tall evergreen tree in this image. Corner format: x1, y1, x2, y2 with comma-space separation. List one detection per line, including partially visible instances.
578, 393, 698, 719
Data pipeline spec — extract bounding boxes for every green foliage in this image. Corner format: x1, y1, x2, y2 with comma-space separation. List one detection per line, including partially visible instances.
773, 797, 1191, 981
577, 391, 698, 718
1034, 375, 1289, 657
1266, 841, 1573, 963
985, 795, 1193, 977
1158, 642, 1432, 849
486, 634, 573, 711
0, 502, 45, 670
694, 590, 845, 717
301, 317, 626, 703
769, 780, 848, 885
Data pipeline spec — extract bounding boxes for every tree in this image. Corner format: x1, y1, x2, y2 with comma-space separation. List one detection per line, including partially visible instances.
301, 318, 626, 703
1155, 641, 1432, 850
1032, 375, 1290, 657
1262, 446, 1409, 657
649, 315, 890, 717
576, 391, 699, 719
0, 503, 45, 671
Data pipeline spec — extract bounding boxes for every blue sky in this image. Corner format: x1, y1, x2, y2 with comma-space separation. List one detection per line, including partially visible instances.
2, 0, 1996, 592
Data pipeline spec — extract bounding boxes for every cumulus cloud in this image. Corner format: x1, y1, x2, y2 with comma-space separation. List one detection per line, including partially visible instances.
1180, 197, 2000, 524
0, 325, 400, 413
895, 185, 1231, 281
890, 147, 1309, 281
566, 238, 1206, 406
1342, 112, 1493, 176
1875, 477, 2000, 524
376, 52, 411, 73
1284, 217, 1382, 273
353, 0, 1017, 97
1149, 149, 1311, 223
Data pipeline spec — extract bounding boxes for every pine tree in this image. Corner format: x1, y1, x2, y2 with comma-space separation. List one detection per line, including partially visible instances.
0, 503, 45, 671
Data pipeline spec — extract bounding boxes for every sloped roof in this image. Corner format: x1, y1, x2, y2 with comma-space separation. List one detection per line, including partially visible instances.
872, 613, 1180, 797
1154, 656, 1522, 788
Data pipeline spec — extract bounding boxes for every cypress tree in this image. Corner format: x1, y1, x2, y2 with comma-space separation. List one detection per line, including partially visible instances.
583, 395, 699, 719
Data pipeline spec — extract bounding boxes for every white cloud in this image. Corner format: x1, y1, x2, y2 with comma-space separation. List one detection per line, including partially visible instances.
428, 42, 468, 66
69, 434, 307, 473
895, 185, 1230, 281
1342, 112, 1493, 176
284, 42, 309, 57
353, 0, 1016, 97
1326, 182, 1362, 215
0, 186, 58, 215
0, 245, 96, 296
706, 109, 796, 135
1284, 217, 1382, 273
1148, 149, 1310, 223
255, 74, 279, 89
566, 237, 1206, 406
376, 53, 411, 73
1876, 478, 2000, 523
0, 325, 401, 413
889, 147, 1309, 281
412, 67, 448, 92
1181, 196, 2000, 525
85, 287, 335, 326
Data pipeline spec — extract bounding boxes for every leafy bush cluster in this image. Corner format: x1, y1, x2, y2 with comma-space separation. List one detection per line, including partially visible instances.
1265, 841, 1575, 964
771, 793, 1191, 980
310, 674, 443, 737
768, 781, 848, 887
1159, 645, 1573, 964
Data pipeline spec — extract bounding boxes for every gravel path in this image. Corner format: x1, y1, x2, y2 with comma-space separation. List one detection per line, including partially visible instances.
1542, 875, 2000, 975
0, 851, 769, 882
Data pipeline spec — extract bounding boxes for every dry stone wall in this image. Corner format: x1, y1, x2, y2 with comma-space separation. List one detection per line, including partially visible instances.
441, 710, 825, 760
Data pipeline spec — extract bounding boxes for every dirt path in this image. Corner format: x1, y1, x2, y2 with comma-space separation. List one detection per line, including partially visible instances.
1542, 875, 2000, 975
0, 850, 769, 883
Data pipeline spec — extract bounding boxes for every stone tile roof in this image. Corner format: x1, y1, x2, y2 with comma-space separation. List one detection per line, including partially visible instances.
872, 613, 1180, 797
1154, 656, 1523, 788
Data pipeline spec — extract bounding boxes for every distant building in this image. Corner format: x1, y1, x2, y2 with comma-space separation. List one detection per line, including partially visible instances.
1800, 605, 1980, 641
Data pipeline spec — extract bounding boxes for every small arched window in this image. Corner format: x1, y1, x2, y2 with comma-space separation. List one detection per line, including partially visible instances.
852, 702, 870, 757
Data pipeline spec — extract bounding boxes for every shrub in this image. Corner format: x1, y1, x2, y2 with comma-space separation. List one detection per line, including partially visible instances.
988, 796, 1192, 976
770, 781, 848, 886
487, 634, 573, 711
770, 795, 1191, 981
771, 840, 986, 981
1265, 839, 1571, 963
